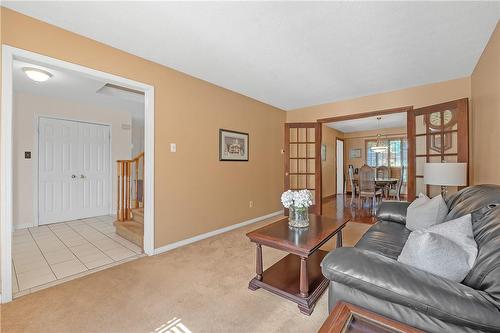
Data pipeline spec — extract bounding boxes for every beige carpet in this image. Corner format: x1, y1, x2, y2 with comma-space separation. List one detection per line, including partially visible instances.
1, 216, 370, 333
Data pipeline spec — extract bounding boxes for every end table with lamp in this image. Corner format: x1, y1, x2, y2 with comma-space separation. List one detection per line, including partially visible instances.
423, 162, 467, 198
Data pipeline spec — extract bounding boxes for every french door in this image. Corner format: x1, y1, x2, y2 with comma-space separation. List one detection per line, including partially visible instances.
284, 123, 322, 215
38, 117, 111, 224
407, 98, 469, 200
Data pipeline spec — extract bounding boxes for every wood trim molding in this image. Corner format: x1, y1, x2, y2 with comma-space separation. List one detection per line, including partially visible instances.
317, 106, 412, 124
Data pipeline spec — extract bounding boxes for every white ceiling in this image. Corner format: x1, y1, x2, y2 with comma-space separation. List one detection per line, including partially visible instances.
13, 58, 144, 120
327, 113, 406, 133
4, 2, 499, 110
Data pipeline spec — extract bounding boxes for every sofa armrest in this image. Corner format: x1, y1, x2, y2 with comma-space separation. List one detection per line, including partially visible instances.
376, 201, 410, 224
321, 248, 500, 331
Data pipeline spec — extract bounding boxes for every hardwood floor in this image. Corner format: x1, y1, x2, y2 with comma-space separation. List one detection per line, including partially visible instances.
322, 194, 378, 225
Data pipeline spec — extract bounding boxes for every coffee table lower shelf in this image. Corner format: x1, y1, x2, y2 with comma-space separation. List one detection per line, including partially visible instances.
249, 249, 329, 315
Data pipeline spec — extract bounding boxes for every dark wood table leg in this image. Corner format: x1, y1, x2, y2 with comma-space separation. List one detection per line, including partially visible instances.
249, 244, 263, 291
299, 256, 309, 298
336, 230, 343, 248
256, 244, 263, 281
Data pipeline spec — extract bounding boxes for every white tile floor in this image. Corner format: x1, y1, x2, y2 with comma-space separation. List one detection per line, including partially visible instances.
12, 215, 142, 295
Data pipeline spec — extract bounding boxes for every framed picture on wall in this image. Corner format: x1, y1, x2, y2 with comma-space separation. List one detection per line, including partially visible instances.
321, 144, 326, 161
350, 148, 361, 159
219, 129, 249, 161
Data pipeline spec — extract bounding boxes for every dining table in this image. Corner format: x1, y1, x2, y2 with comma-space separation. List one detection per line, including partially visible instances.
352, 176, 399, 187
351, 176, 399, 198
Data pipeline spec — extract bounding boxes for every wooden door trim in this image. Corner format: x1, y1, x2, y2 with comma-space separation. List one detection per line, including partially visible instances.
317, 106, 412, 124
407, 108, 416, 201
413, 98, 468, 116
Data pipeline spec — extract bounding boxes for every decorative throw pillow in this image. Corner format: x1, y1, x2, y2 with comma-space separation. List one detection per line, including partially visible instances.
398, 214, 477, 282
406, 194, 448, 231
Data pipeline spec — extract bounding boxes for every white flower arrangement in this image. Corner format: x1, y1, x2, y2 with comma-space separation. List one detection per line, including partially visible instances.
281, 189, 313, 209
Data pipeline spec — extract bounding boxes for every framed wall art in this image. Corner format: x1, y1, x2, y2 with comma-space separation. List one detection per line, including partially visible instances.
350, 148, 362, 159
219, 129, 249, 161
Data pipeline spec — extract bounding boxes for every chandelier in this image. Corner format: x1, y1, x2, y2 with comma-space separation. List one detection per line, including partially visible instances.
371, 117, 388, 153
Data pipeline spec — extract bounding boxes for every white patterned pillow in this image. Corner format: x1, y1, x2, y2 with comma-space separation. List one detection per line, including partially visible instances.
406, 194, 448, 231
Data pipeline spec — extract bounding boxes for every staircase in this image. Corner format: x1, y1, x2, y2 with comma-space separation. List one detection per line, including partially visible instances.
114, 152, 144, 247
115, 208, 143, 246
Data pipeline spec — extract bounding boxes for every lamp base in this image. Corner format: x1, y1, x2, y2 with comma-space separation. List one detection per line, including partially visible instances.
440, 186, 448, 199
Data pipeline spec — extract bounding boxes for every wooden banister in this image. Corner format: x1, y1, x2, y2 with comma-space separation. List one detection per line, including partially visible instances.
117, 152, 144, 221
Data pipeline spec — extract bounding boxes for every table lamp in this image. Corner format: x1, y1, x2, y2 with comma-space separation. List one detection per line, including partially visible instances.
424, 162, 467, 198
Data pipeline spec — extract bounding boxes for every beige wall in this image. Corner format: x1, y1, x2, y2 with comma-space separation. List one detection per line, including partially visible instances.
1, 8, 286, 247
13, 92, 133, 228
321, 126, 343, 198
287, 77, 471, 123
471, 22, 500, 185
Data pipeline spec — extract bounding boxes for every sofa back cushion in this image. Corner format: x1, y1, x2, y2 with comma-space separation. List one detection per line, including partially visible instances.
445, 184, 500, 221
462, 203, 500, 306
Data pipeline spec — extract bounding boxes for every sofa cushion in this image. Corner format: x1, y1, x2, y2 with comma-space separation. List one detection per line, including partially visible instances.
397, 214, 477, 282
406, 194, 448, 231
462, 203, 500, 306
445, 184, 500, 221
321, 248, 500, 332
355, 221, 410, 260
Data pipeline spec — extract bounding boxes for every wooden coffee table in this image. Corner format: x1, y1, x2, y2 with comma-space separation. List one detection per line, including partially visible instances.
318, 302, 423, 333
247, 214, 348, 315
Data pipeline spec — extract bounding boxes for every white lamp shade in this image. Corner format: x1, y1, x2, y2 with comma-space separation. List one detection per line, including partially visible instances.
424, 163, 467, 186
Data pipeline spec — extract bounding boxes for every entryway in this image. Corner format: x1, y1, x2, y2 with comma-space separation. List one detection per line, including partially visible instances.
12, 215, 142, 296
1, 46, 155, 303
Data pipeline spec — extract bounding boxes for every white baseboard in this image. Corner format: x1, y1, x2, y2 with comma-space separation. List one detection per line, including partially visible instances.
153, 210, 283, 255
14, 223, 33, 230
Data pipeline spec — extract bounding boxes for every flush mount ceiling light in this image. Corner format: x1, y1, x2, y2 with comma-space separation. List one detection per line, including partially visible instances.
22, 67, 53, 82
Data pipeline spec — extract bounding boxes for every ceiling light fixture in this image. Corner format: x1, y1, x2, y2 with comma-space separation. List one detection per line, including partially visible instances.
371, 117, 388, 153
22, 67, 53, 82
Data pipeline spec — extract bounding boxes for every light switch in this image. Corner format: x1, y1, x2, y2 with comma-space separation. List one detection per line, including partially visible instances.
25, 151, 31, 159
170, 143, 177, 153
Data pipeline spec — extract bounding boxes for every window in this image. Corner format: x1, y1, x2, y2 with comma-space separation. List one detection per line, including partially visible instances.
366, 138, 407, 168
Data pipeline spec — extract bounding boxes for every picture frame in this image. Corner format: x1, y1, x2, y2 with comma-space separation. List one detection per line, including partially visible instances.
350, 148, 361, 159
219, 129, 249, 161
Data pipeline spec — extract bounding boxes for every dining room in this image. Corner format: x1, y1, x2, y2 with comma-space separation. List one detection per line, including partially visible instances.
321, 111, 408, 210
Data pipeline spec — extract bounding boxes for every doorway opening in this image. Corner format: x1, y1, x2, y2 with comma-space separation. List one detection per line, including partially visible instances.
336, 139, 344, 194
318, 107, 411, 220
1, 46, 155, 303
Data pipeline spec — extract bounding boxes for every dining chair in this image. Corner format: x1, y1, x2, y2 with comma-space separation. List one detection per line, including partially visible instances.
389, 165, 405, 201
359, 165, 383, 211
376, 166, 390, 179
348, 165, 358, 206
376, 165, 390, 197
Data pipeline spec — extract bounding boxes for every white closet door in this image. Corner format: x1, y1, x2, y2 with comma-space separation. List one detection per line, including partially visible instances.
39, 118, 110, 225
78, 122, 110, 218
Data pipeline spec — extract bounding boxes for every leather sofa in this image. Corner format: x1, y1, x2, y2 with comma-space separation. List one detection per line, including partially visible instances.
321, 184, 500, 333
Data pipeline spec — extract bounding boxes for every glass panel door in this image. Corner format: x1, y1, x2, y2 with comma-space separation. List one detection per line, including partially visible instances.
285, 123, 322, 215
407, 98, 469, 199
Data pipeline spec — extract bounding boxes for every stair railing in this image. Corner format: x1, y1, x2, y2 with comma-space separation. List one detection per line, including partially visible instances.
117, 152, 144, 221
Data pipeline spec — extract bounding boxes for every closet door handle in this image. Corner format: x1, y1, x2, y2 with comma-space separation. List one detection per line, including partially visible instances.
71, 174, 77, 179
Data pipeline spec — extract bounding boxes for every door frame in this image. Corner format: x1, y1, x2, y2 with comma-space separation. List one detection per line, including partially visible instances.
335, 138, 345, 194
1, 45, 156, 303
317, 106, 413, 199
34, 116, 113, 226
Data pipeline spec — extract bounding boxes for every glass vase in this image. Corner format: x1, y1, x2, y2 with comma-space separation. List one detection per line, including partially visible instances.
288, 206, 310, 228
